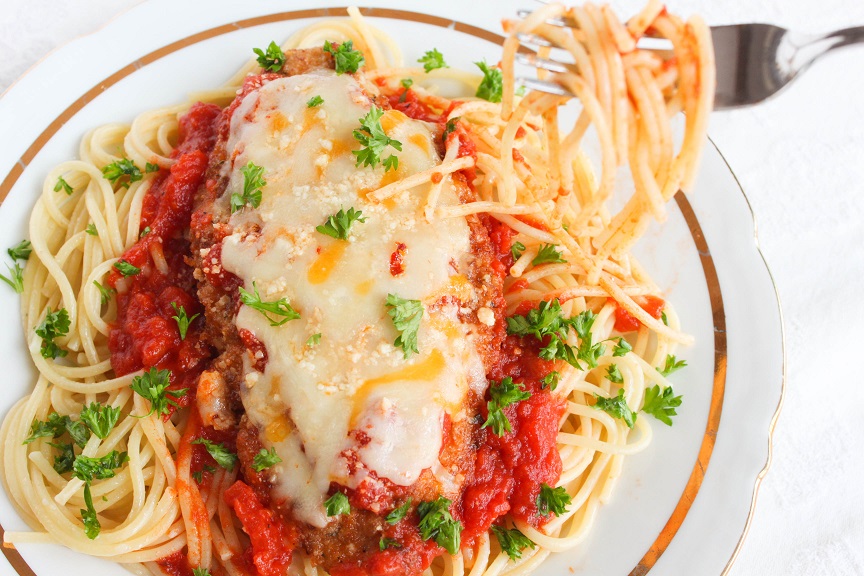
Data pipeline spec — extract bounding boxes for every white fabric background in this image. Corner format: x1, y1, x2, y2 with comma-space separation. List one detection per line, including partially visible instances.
2, 1, 863, 574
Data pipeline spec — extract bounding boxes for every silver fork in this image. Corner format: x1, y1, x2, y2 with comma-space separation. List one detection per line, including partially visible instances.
514, 10, 864, 110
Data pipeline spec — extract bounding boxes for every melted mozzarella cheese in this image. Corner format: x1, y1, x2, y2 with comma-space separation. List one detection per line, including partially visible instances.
219, 70, 486, 527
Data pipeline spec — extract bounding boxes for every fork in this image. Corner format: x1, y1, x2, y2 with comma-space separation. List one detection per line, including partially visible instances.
514, 10, 864, 110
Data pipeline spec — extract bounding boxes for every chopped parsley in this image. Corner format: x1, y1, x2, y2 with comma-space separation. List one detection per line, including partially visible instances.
386, 498, 412, 525
191, 465, 216, 484
541, 370, 560, 391
102, 159, 143, 189
49, 442, 75, 474
230, 162, 266, 213
418, 48, 448, 72
353, 105, 402, 171
80, 402, 121, 440
239, 282, 301, 326
191, 438, 237, 472
379, 537, 402, 551
536, 483, 571, 518
593, 388, 636, 428
139, 226, 151, 238
253, 41, 286, 71
323, 40, 365, 74
252, 447, 282, 472
0, 262, 24, 293
113, 259, 140, 277
306, 333, 322, 347
417, 496, 462, 555
482, 376, 531, 436
81, 484, 100, 539
8, 240, 31, 261
85, 224, 99, 236
192, 569, 212, 576
307, 95, 324, 108
612, 337, 632, 357
54, 176, 74, 195
659, 354, 687, 376
73, 450, 129, 483
506, 300, 601, 370
491, 525, 536, 561
324, 491, 350, 516
35, 307, 70, 359
475, 61, 503, 103
400, 78, 413, 89
145, 162, 160, 173
130, 367, 187, 418
385, 293, 423, 359
94, 280, 114, 305
531, 243, 567, 266
510, 241, 526, 261
170, 302, 199, 341
24, 412, 88, 448
661, 310, 669, 326
442, 117, 461, 142
641, 385, 683, 426
316, 207, 367, 240
606, 364, 623, 384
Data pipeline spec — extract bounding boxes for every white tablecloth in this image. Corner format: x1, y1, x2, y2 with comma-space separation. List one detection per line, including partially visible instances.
2, 1, 864, 574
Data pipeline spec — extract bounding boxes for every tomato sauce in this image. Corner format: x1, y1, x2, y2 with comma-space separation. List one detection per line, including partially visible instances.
611, 294, 665, 332
225, 481, 296, 576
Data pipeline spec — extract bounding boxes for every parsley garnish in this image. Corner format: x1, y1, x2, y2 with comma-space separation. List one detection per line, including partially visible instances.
418, 48, 448, 73
253, 41, 286, 71
231, 162, 266, 213
323, 40, 365, 74
49, 442, 75, 474
491, 525, 536, 561
102, 159, 143, 188
113, 259, 140, 277
54, 176, 74, 195
353, 106, 402, 171
385, 293, 423, 359
8, 240, 31, 261
191, 438, 237, 471
442, 117, 461, 143
73, 450, 129, 483
386, 498, 412, 525
130, 367, 187, 418
593, 388, 636, 428
400, 78, 413, 89
417, 496, 462, 555
252, 447, 282, 472
145, 162, 160, 173
475, 61, 503, 103
81, 484, 100, 539
191, 465, 216, 484
239, 282, 301, 326
379, 537, 402, 551
85, 224, 99, 236
642, 385, 683, 426
482, 377, 531, 436
35, 307, 70, 359
24, 412, 88, 448
612, 337, 632, 357
80, 402, 121, 439
541, 370, 560, 391
531, 243, 567, 266
94, 280, 114, 305
661, 310, 669, 325
537, 483, 571, 517
511, 241, 525, 261
170, 302, 199, 341
139, 226, 151, 238
606, 364, 623, 384
192, 569, 212, 576
659, 354, 687, 376
324, 491, 350, 516
316, 207, 367, 240
307, 95, 324, 108
507, 300, 600, 369
515, 84, 527, 97
0, 262, 24, 293
306, 333, 321, 347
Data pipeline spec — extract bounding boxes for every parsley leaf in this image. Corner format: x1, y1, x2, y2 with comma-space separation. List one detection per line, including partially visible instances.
8, 240, 31, 261
324, 491, 350, 516
475, 61, 503, 103
612, 337, 632, 357
379, 537, 402, 551
316, 207, 367, 240
170, 302, 199, 341
54, 176, 74, 195
385, 293, 423, 359
307, 95, 324, 108
353, 106, 402, 171
231, 162, 266, 213
511, 241, 525, 261
417, 496, 462, 555
85, 224, 99, 236
81, 483, 100, 540
192, 569, 213, 576
35, 307, 70, 359
49, 442, 75, 474
386, 498, 412, 525
80, 403, 121, 440
661, 310, 669, 326
113, 260, 140, 277
442, 117, 461, 142
593, 388, 636, 428
0, 262, 24, 293
506, 299, 587, 369
253, 41, 286, 71
139, 226, 151, 238
306, 333, 321, 347
94, 281, 114, 305
73, 450, 129, 483
641, 385, 683, 426
491, 525, 536, 561
191, 464, 216, 484
24, 412, 88, 447
482, 377, 531, 436
323, 40, 365, 74
239, 282, 301, 326
102, 159, 143, 189
400, 78, 414, 89
531, 243, 567, 266
192, 438, 237, 472
541, 370, 560, 391
418, 48, 448, 73
537, 483, 571, 518
515, 83, 527, 97
252, 447, 282, 472
145, 162, 160, 173
606, 364, 623, 384
659, 354, 687, 376
130, 367, 187, 418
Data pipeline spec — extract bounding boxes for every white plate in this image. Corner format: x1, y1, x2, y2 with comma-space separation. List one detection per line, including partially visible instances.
0, 2, 784, 575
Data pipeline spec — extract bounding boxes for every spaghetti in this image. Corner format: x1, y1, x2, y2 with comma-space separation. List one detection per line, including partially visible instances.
0, 3, 713, 576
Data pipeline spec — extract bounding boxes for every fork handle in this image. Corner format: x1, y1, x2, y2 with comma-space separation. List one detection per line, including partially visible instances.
823, 26, 864, 50
793, 26, 864, 72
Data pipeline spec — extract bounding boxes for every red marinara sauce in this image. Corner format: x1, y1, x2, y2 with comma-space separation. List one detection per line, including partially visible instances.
107, 102, 221, 404
611, 294, 666, 332
225, 481, 297, 576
